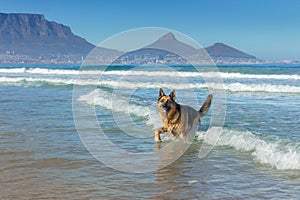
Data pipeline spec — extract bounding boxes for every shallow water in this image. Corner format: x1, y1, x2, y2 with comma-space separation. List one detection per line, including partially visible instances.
0, 64, 300, 199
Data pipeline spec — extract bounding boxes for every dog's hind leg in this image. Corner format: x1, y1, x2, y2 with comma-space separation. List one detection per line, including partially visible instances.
155, 126, 167, 142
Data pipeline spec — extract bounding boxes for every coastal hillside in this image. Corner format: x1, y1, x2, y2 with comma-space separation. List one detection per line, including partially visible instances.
0, 13, 260, 64
205, 43, 257, 59
0, 13, 95, 56
0, 12, 122, 64
118, 32, 259, 64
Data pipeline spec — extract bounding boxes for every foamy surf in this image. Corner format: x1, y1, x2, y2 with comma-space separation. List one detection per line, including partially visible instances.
77, 87, 300, 171
77, 89, 161, 127
2, 76, 300, 93
78, 88, 299, 171
79, 88, 300, 170
1, 67, 300, 80
197, 128, 300, 170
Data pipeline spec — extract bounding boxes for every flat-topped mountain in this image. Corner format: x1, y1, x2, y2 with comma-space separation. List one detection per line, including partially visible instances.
0, 13, 121, 59
0, 13, 93, 55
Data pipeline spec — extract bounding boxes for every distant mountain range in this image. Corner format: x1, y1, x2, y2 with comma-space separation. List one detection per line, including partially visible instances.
113, 32, 259, 64
0, 12, 262, 64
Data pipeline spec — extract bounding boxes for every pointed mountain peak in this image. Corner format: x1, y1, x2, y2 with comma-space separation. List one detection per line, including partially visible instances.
212, 42, 232, 48
214, 42, 225, 46
158, 32, 177, 41
146, 32, 197, 56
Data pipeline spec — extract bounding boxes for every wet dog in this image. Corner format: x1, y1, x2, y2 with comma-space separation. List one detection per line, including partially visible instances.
155, 88, 212, 142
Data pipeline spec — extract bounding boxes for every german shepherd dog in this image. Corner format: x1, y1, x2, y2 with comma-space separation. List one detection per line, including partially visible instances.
155, 88, 212, 142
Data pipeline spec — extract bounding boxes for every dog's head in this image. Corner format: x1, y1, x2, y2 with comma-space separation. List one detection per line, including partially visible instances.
157, 88, 176, 116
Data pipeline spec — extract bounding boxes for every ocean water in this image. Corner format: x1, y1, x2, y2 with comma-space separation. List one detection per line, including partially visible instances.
0, 64, 299, 199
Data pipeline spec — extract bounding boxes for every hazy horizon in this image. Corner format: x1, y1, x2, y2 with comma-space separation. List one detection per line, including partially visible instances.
0, 0, 300, 61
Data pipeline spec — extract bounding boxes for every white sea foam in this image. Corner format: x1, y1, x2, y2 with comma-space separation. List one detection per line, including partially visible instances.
1, 76, 300, 93
221, 82, 300, 93
197, 128, 300, 170
77, 89, 161, 127
0, 77, 99, 86
217, 72, 300, 80
0, 68, 98, 75
1, 68, 300, 80
0, 67, 27, 73
78, 89, 300, 170
105, 70, 300, 80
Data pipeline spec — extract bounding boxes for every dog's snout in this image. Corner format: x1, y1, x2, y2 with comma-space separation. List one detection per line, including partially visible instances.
161, 103, 170, 111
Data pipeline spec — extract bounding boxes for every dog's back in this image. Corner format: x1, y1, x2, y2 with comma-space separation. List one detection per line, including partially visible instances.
177, 105, 200, 136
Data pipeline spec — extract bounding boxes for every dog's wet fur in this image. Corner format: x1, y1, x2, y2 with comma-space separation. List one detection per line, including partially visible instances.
155, 88, 212, 142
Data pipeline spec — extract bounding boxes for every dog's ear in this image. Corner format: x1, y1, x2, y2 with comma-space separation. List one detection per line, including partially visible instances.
158, 88, 165, 100
169, 90, 176, 101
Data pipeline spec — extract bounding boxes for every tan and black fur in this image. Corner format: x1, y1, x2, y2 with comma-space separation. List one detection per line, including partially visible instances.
155, 88, 212, 142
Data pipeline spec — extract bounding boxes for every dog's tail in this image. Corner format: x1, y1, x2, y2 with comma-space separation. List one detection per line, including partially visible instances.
199, 94, 213, 117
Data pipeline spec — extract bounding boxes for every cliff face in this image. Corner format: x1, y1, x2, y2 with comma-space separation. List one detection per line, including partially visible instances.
0, 13, 95, 55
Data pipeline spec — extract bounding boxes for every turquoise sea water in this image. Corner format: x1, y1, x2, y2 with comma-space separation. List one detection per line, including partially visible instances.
0, 64, 299, 199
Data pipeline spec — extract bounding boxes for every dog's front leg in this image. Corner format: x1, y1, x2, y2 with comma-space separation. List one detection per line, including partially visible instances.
155, 127, 167, 142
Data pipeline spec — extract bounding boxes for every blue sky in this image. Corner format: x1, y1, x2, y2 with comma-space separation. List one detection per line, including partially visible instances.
1, 0, 299, 61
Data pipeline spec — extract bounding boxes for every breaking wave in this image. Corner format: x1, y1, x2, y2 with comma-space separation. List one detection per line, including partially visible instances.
197, 128, 300, 170
1, 67, 300, 80
1, 76, 300, 93
78, 88, 300, 171
77, 88, 161, 126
